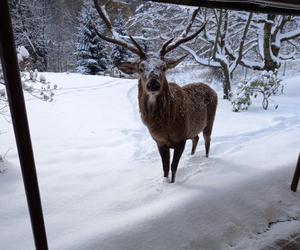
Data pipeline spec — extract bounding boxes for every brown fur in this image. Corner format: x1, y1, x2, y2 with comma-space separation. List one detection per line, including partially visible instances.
120, 59, 218, 182
138, 79, 218, 150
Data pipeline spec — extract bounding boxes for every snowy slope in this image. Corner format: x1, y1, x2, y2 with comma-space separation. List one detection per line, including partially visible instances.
0, 73, 300, 250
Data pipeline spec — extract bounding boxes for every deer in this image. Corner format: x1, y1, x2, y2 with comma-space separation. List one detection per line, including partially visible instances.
93, 0, 218, 183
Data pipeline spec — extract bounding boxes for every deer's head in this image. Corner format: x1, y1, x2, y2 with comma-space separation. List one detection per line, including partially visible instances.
93, 0, 205, 95
117, 51, 188, 95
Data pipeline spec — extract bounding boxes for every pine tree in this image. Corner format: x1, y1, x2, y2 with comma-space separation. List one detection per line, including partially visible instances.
75, 1, 108, 75
110, 12, 130, 68
9, 0, 51, 71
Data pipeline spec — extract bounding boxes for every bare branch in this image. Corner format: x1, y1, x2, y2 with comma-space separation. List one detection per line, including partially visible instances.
212, 10, 223, 59
180, 44, 221, 68
231, 12, 253, 72
287, 40, 300, 53
280, 29, 300, 42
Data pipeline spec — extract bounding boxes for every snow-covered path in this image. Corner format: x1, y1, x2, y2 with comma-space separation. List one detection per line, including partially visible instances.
0, 73, 300, 250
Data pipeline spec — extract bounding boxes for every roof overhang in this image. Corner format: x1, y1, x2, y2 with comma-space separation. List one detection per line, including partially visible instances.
150, 0, 300, 15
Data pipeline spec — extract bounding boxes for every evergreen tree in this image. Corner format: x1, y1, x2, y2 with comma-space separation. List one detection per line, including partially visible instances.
110, 12, 130, 68
75, 1, 108, 75
9, 0, 51, 71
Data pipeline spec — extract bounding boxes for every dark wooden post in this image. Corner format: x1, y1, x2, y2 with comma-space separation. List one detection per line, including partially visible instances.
149, 0, 300, 15
0, 0, 49, 249
291, 153, 300, 192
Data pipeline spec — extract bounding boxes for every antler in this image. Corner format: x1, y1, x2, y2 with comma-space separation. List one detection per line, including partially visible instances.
160, 8, 206, 59
93, 0, 146, 59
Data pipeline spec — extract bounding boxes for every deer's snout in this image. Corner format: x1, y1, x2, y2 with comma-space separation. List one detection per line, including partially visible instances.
147, 79, 161, 92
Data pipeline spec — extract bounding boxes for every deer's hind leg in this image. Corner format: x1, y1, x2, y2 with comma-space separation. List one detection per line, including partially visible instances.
203, 92, 217, 157
191, 136, 199, 155
203, 127, 211, 157
203, 117, 216, 157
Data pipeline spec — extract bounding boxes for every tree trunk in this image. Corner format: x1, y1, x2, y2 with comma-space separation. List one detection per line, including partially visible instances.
221, 63, 232, 100
263, 14, 281, 72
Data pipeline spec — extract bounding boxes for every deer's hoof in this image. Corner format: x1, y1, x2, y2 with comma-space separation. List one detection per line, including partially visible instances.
162, 177, 170, 183
171, 173, 176, 183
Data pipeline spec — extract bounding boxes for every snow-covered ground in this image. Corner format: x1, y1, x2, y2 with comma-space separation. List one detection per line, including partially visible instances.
0, 72, 300, 250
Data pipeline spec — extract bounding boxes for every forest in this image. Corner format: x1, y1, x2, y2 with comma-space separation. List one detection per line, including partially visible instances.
3, 0, 300, 101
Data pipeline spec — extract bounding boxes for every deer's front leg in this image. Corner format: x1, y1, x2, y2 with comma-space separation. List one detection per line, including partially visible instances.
158, 145, 170, 180
171, 141, 186, 183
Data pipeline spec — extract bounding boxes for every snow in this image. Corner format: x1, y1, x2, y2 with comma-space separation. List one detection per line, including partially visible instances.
143, 56, 165, 78
16, 46, 29, 63
279, 28, 300, 43
258, 24, 265, 60
1, 72, 300, 250
180, 44, 221, 68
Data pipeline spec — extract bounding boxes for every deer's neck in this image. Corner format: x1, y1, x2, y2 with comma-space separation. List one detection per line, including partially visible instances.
138, 79, 173, 124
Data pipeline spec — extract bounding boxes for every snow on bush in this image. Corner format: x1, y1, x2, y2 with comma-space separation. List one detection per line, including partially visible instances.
0, 66, 8, 118
0, 84, 8, 118
21, 70, 57, 102
0, 69, 57, 117
0, 47, 57, 118
232, 71, 284, 112
16, 46, 30, 64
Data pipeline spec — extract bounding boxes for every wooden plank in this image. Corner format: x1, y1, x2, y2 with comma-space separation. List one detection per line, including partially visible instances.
207, 0, 300, 9
0, 0, 49, 249
150, 0, 300, 15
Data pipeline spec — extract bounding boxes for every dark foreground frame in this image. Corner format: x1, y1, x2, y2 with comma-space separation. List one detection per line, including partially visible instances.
0, 0, 48, 249
150, 0, 300, 15
291, 154, 300, 192
0, 0, 299, 249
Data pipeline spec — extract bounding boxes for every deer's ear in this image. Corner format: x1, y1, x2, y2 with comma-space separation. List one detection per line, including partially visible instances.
166, 54, 188, 69
117, 62, 138, 75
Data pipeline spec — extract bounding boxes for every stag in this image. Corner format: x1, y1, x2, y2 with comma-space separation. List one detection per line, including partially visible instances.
93, 0, 217, 183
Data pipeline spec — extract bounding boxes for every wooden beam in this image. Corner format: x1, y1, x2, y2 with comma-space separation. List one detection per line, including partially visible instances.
0, 0, 49, 249
291, 153, 300, 192
150, 0, 300, 15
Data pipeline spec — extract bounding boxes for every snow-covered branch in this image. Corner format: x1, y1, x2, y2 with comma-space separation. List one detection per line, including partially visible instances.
280, 29, 300, 42
0, 46, 57, 120
180, 45, 221, 67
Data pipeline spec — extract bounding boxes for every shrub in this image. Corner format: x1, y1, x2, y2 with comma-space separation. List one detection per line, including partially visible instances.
232, 71, 283, 112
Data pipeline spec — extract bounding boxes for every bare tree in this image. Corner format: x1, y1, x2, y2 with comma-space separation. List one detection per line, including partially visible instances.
180, 9, 300, 99
181, 10, 253, 99
242, 14, 300, 71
